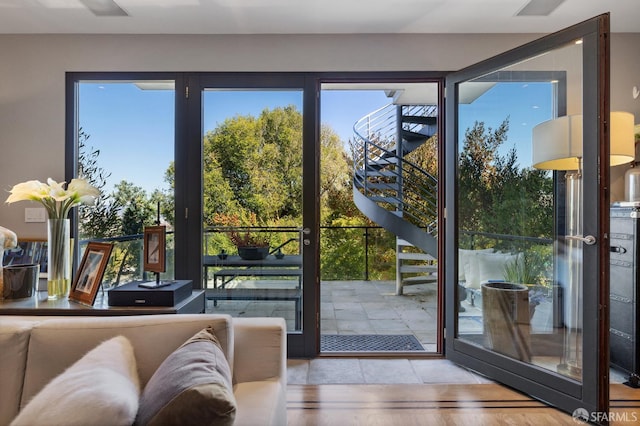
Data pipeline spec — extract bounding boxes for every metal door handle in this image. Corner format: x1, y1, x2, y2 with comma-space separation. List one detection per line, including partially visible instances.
565, 235, 596, 245
611, 246, 627, 254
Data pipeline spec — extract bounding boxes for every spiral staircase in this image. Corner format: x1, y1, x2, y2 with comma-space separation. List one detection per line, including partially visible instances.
352, 102, 439, 294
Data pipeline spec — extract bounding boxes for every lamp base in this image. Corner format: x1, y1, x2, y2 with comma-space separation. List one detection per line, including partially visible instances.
557, 362, 582, 380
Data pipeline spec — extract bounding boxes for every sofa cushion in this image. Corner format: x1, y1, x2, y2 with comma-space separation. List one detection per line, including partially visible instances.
465, 251, 519, 289
458, 248, 493, 281
0, 319, 37, 425
477, 252, 519, 285
136, 326, 236, 426
233, 380, 286, 426
21, 314, 233, 405
10, 335, 140, 426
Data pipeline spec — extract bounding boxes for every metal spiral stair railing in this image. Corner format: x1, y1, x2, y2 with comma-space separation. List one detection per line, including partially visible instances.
352, 103, 438, 258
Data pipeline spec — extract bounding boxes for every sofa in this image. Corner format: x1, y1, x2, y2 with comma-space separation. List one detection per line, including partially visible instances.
0, 314, 287, 426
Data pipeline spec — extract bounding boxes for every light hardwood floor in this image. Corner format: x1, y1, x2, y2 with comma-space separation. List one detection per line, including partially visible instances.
287, 384, 640, 425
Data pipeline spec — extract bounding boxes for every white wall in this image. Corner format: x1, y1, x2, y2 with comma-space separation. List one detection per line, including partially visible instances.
0, 33, 639, 237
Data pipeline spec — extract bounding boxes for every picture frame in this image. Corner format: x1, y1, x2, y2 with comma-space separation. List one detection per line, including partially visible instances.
144, 225, 166, 273
69, 242, 113, 305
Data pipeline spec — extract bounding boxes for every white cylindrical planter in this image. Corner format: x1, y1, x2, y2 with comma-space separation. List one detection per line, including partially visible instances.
481, 282, 531, 362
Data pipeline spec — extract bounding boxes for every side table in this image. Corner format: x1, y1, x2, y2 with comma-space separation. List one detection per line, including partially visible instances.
0, 289, 205, 316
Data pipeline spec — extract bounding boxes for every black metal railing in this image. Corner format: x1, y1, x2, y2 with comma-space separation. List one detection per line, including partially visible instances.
80, 226, 554, 286
352, 104, 438, 234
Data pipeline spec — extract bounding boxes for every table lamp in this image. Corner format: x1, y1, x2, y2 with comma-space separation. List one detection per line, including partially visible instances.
531, 111, 635, 378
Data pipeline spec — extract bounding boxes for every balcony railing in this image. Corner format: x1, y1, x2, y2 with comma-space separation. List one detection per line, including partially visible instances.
80, 226, 554, 288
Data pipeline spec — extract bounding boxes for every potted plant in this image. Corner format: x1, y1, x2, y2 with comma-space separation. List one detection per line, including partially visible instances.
228, 229, 270, 260
503, 250, 548, 319
214, 212, 271, 260
480, 249, 550, 362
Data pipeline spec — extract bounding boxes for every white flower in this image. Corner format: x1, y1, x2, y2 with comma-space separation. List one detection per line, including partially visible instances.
6, 178, 100, 219
67, 178, 100, 206
5, 180, 49, 203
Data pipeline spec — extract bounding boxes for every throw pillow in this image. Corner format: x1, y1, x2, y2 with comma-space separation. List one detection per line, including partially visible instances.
458, 248, 493, 281
11, 336, 140, 426
476, 252, 519, 286
135, 326, 236, 426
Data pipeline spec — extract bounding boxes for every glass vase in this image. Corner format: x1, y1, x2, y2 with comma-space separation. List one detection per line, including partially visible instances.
47, 218, 71, 299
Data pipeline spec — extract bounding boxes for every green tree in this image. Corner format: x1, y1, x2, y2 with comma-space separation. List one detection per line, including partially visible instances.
203, 105, 304, 225
320, 126, 358, 223
107, 181, 158, 284
457, 119, 553, 249
77, 129, 121, 239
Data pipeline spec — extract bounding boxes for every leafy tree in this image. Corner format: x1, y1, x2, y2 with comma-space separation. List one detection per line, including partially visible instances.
320, 126, 359, 222
255, 105, 303, 218
457, 118, 553, 249
204, 114, 261, 217
407, 133, 438, 178
106, 181, 159, 284
77, 129, 121, 239
203, 105, 304, 225
320, 216, 368, 280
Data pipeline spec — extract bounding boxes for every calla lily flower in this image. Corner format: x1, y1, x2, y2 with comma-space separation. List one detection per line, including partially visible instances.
6, 178, 100, 219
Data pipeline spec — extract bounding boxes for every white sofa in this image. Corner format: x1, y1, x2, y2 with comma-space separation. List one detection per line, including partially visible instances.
0, 314, 287, 426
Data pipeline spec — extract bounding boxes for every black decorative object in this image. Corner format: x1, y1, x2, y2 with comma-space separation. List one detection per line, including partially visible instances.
237, 246, 269, 260
2, 263, 39, 299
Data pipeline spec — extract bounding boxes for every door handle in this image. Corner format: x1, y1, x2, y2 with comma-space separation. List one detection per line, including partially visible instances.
611, 246, 627, 254
565, 235, 596, 245
301, 228, 311, 246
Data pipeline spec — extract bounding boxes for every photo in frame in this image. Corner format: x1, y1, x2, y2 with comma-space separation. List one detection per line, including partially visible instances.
144, 225, 166, 273
69, 242, 113, 305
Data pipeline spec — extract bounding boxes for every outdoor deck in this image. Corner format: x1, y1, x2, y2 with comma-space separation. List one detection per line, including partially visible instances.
205, 278, 558, 353
206, 279, 443, 351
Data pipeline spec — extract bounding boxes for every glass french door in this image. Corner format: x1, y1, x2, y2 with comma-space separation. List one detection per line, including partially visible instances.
182, 73, 318, 356
445, 15, 610, 416
68, 75, 177, 287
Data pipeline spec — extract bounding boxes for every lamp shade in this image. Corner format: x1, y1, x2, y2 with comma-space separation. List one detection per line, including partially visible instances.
532, 111, 635, 170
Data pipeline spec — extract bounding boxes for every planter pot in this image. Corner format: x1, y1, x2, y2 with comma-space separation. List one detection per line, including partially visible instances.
237, 246, 269, 260
2, 263, 39, 299
481, 282, 531, 362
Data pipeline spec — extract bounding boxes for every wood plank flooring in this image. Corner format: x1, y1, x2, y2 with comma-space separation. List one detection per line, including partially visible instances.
287, 384, 640, 425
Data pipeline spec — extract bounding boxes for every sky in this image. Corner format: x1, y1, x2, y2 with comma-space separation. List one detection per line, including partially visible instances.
78, 81, 552, 196
458, 82, 553, 168
79, 83, 392, 195
79, 83, 174, 195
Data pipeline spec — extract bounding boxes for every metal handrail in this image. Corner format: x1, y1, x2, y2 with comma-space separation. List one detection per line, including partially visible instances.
352, 104, 438, 235
78, 226, 553, 283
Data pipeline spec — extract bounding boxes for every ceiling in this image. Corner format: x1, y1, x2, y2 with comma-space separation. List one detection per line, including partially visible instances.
0, 0, 638, 35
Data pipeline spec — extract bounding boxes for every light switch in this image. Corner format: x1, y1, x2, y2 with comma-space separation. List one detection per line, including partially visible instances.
25, 207, 46, 223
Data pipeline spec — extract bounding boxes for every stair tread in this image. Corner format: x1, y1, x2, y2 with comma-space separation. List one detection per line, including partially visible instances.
401, 115, 437, 125
364, 183, 399, 190
371, 157, 399, 165
400, 265, 437, 273
369, 196, 400, 204
402, 275, 438, 284
402, 129, 431, 140
355, 170, 396, 177
398, 252, 435, 261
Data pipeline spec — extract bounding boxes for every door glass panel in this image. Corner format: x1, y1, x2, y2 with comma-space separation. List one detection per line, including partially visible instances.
77, 81, 176, 288
202, 89, 304, 332
456, 41, 585, 380
320, 83, 441, 354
